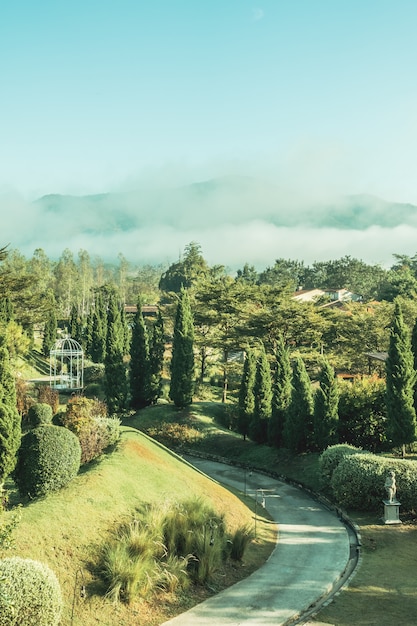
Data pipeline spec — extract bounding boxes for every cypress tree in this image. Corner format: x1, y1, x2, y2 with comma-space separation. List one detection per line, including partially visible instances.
129, 297, 151, 409
42, 307, 57, 357
411, 316, 417, 414
0, 336, 21, 486
313, 359, 339, 451
104, 292, 128, 414
386, 300, 417, 455
148, 309, 165, 404
284, 356, 314, 453
169, 289, 194, 408
268, 334, 292, 448
250, 343, 272, 444
89, 290, 107, 363
69, 304, 84, 346
238, 347, 256, 440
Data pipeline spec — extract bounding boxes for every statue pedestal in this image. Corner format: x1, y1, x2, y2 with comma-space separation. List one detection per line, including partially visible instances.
382, 499, 401, 525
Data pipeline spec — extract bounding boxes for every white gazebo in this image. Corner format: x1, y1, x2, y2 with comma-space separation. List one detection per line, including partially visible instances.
49, 336, 84, 391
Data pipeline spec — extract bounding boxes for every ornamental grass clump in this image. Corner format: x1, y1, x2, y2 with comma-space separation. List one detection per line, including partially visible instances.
99, 497, 249, 604
0, 557, 62, 626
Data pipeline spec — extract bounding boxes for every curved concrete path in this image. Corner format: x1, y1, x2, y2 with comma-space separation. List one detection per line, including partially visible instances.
162, 457, 351, 626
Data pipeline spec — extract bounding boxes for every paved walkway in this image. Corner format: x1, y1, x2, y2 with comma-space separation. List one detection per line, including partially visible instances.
162, 457, 352, 626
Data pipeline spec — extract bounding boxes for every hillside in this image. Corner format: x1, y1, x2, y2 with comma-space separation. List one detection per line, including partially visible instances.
34, 177, 417, 233
5, 425, 275, 626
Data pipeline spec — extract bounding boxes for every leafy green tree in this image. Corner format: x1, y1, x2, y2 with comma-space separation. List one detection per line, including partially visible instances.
193, 276, 255, 402
159, 242, 209, 293
148, 309, 165, 404
0, 297, 13, 323
338, 375, 387, 452
268, 334, 292, 448
284, 356, 314, 453
236, 263, 258, 284
0, 336, 21, 487
169, 289, 195, 408
385, 300, 417, 455
129, 297, 151, 409
104, 292, 128, 413
238, 348, 256, 440
250, 343, 272, 444
313, 359, 339, 451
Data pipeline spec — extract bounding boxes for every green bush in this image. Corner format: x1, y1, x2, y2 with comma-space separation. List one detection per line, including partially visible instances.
59, 396, 119, 464
84, 363, 105, 384
14, 425, 81, 498
331, 453, 417, 512
27, 403, 53, 428
319, 444, 367, 493
0, 556, 62, 625
83, 382, 103, 399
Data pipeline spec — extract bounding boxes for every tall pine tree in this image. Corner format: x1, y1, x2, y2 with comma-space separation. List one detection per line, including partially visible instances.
148, 309, 165, 405
386, 300, 417, 456
284, 356, 314, 453
89, 290, 107, 363
238, 347, 256, 440
250, 343, 272, 444
42, 304, 57, 357
129, 297, 151, 409
0, 336, 21, 487
313, 359, 339, 451
169, 289, 194, 408
268, 334, 292, 448
104, 291, 128, 414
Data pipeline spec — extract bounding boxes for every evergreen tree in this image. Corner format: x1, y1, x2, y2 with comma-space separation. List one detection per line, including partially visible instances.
169, 289, 195, 408
120, 304, 131, 356
69, 304, 84, 346
386, 300, 417, 455
42, 303, 57, 357
104, 292, 128, 413
89, 290, 107, 363
250, 343, 272, 444
0, 297, 13, 323
411, 316, 417, 414
284, 356, 314, 453
238, 347, 256, 440
313, 359, 339, 451
129, 297, 151, 409
268, 334, 292, 448
0, 336, 21, 486
148, 309, 165, 404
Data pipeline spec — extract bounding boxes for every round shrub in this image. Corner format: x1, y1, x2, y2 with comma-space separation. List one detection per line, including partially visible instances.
83, 382, 103, 399
14, 425, 81, 498
331, 453, 417, 512
27, 403, 53, 428
84, 363, 105, 384
319, 444, 367, 493
0, 556, 62, 626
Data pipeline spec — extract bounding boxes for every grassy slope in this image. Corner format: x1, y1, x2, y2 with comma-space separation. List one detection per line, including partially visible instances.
4, 425, 276, 626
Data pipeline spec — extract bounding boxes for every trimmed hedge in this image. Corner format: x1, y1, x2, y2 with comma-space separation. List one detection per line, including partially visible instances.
0, 557, 62, 625
27, 403, 53, 428
319, 444, 367, 492
14, 425, 81, 498
331, 453, 417, 512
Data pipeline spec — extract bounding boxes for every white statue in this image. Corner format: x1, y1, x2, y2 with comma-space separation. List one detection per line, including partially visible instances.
385, 471, 397, 503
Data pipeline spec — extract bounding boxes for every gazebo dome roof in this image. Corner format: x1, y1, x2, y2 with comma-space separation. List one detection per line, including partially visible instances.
50, 336, 83, 356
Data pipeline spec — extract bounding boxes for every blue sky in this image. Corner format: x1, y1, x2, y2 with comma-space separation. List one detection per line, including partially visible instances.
2, 1, 417, 269
2, 0, 417, 201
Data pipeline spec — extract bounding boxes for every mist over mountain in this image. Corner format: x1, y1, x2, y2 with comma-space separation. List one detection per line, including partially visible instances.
4, 176, 417, 269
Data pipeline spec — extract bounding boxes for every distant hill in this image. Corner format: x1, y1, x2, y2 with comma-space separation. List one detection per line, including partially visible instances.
34, 176, 417, 235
